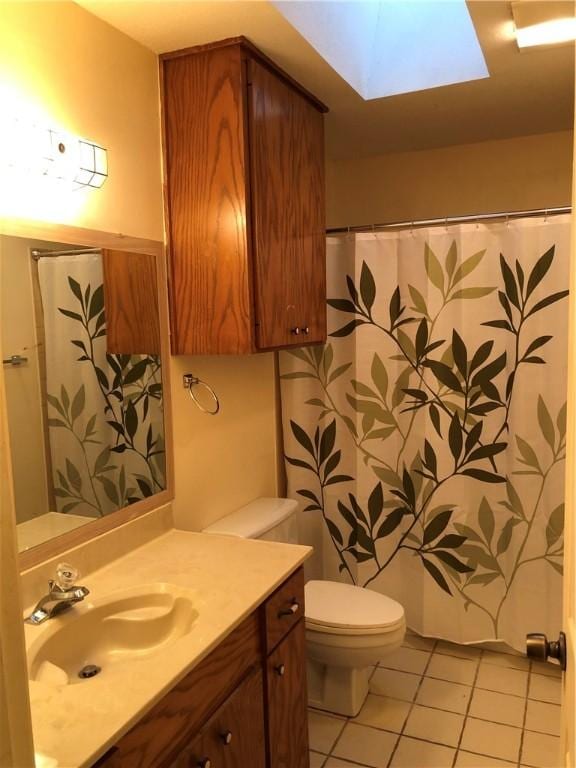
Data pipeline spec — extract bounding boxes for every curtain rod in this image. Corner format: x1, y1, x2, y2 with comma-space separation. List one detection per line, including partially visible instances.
326, 206, 571, 234
31, 247, 101, 261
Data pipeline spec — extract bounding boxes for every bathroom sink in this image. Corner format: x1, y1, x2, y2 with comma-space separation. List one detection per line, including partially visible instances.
28, 583, 197, 685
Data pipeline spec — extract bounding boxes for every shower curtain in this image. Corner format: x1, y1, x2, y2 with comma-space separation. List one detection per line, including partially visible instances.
38, 253, 165, 518
280, 215, 570, 650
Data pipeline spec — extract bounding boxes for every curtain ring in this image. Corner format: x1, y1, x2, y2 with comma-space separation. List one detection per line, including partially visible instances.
410, 221, 415, 237
183, 373, 220, 415
544, 209, 549, 223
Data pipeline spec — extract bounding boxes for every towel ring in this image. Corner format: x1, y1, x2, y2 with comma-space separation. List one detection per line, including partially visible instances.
183, 373, 220, 415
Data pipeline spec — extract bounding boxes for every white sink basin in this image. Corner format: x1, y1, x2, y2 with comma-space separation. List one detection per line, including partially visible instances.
28, 583, 197, 685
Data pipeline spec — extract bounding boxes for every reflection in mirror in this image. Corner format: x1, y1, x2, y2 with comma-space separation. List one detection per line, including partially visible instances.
0, 235, 166, 553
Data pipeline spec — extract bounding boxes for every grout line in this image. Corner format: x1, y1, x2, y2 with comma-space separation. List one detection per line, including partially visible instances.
451, 644, 484, 768
517, 660, 532, 768
385, 637, 438, 767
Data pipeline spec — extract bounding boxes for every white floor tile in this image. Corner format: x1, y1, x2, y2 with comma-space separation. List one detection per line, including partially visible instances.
403, 634, 437, 652
525, 699, 561, 736
310, 751, 327, 768
475, 663, 528, 697
482, 649, 531, 672
454, 750, 517, 767
435, 640, 482, 660
521, 730, 561, 767
370, 667, 422, 701
332, 722, 398, 768
389, 736, 456, 767
308, 711, 346, 754
353, 694, 411, 733
468, 688, 526, 727
460, 717, 521, 762
404, 704, 464, 747
426, 654, 477, 686
416, 677, 472, 714
528, 673, 562, 705
381, 646, 431, 675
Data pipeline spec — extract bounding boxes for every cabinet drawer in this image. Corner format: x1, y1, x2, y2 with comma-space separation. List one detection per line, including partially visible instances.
264, 568, 304, 653
97, 612, 261, 767
169, 668, 266, 768
266, 621, 309, 768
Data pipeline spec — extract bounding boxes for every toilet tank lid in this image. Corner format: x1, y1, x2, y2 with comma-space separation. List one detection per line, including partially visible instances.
202, 497, 298, 539
305, 580, 405, 630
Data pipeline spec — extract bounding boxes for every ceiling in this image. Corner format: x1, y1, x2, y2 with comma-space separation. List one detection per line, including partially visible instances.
75, 0, 575, 161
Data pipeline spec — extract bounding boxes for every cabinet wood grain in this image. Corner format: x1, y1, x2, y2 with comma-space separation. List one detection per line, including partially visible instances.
248, 59, 326, 349
102, 612, 260, 767
102, 250, 161, 355
161, 37, 327, 355
264, 567, 305, 653
162, 45, 253, 355
266, 621, 309, 768
169, 668, 266, 768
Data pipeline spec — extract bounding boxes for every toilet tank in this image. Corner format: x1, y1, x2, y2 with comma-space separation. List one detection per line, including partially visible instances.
202, 497, 299, 544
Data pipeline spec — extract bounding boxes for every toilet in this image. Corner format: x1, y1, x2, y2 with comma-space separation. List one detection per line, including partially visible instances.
203, 497, 406, 717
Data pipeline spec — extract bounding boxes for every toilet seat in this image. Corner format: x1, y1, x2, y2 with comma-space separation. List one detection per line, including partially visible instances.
305, 580, 405, 635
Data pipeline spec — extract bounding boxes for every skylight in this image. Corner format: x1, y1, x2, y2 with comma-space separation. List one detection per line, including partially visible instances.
273, 0, 489, 100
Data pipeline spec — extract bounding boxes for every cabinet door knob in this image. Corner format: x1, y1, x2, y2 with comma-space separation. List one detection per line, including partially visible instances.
278, 601, 299, 618
196, 760, 211, 768
220, 730, 233, 746
291, 327, 301, 335
275, 664, 286, 676
301, 326, 310, 335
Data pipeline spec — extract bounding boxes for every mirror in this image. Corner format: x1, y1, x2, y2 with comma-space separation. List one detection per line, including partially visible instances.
0, 234, 166, 553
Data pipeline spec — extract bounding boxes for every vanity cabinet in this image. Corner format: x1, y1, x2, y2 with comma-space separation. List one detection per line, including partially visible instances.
93, 568, 308, 768
161, 37, 328, 355
169, 669, 266, 768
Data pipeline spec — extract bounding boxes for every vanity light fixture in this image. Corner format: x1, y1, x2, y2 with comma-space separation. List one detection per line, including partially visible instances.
45, 128, 108, 188
512, 1, 576, 49
0, 117, 108, 188
516, 17, 576, 48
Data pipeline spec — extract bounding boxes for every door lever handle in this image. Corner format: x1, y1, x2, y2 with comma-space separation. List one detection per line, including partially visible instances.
526, 631, 566, 671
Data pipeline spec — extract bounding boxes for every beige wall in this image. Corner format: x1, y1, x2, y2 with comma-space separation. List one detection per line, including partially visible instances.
170, 354, 279, 532
326, 130, 573, 228
0, 1, 163, 241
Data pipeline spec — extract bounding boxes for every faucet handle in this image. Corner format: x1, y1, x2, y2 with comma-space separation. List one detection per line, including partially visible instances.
55, 562, 79, 590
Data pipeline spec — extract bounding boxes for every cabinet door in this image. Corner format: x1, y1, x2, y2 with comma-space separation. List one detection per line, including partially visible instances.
169, 668, 266, 768
266, 620, 309, 768
248, 59, 326, 350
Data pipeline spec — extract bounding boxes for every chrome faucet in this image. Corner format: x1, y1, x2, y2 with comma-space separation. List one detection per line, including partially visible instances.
25, 563, 90, 625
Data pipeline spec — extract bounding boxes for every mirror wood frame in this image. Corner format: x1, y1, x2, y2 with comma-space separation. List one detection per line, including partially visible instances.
0, 217, 173, 571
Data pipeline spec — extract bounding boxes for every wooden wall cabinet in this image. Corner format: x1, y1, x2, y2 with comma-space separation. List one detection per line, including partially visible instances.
161, 37, 328, 355
93, 568, 309, 768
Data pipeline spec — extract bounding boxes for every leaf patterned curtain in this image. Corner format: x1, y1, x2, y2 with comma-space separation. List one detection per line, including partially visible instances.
280, 215, 570, 650
38, 253, 165, 518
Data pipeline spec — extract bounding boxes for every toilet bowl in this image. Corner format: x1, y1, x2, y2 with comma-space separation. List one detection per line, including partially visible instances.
202, 497, 406, 717
305, 580, 405, 715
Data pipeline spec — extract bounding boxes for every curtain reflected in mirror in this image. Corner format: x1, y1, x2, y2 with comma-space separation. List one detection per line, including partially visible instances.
0, 235, 166, 553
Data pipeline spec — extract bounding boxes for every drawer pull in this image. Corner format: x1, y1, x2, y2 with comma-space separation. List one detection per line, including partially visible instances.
220, 730, 233, 745
275, 664, 286, 676
291, 327, 301, 335
301, 326, 310, 335
196, 760, 211, 768
278, 601, 299, 618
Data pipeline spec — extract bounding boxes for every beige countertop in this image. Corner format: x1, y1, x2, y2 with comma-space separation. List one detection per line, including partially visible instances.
24, 529, 311, 768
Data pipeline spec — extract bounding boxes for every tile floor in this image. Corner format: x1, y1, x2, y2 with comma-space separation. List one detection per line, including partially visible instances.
308, 633, 562, 768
